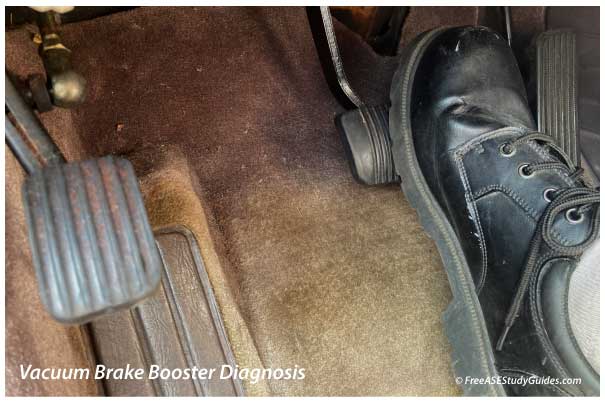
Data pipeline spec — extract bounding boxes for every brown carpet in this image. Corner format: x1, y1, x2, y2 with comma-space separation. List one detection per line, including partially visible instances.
5, 6, 548, 396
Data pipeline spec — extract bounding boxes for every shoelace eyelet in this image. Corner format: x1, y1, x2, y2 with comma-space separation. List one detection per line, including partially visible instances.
543, 188, 556, 203
565, 208, 585, 224
499, 143, 516, 157
518, 164, 534, 178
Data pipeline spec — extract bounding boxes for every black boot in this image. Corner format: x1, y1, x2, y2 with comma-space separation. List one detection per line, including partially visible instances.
389, 26, 600, 396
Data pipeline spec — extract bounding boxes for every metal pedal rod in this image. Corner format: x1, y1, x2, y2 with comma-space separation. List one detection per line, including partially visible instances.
319, 6, 364, 108
5, 72, 65, 173
504, 6, 512, 46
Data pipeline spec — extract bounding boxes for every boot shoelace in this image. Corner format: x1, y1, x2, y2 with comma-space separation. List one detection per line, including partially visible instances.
495, 131, 600, 351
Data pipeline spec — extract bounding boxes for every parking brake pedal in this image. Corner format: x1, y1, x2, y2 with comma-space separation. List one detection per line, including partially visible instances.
536, 30, 580, 166
6, 73, 161, 324
23, 157, 162, 323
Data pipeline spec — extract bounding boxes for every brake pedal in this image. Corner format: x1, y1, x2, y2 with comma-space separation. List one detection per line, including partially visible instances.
536, 30, 580, 165
335, 104, 397, 185
313, 7, 397, 185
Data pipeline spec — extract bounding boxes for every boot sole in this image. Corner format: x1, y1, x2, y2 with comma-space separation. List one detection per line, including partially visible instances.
389, 28, 506, 396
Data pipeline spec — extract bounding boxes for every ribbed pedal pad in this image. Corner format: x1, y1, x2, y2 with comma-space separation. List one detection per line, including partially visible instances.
536, 30, 580, 165
336, 104, 398, 185
23, 156, 161, 324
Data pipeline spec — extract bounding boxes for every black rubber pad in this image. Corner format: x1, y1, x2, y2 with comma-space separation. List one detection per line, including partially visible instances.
336, 104, 397, 186
536, 30, 580, 166
23, 156, 161, 323
89, 227, 245, 396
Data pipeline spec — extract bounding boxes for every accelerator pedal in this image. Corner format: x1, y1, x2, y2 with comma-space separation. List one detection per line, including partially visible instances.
536, 30, 580, 165
23, 156, 162, 323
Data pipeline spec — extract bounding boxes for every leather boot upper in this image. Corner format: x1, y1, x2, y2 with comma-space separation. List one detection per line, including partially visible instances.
408, 26, 600, 396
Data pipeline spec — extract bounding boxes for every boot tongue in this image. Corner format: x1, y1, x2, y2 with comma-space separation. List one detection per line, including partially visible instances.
527, 139, 598, 247
526, 136, 599, 247
451, 108, 598, 246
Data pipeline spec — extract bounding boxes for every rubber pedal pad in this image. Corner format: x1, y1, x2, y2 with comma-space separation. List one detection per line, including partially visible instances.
536, 30, 580, 166
23, 156, 162, 324
335, 104, 398, 185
